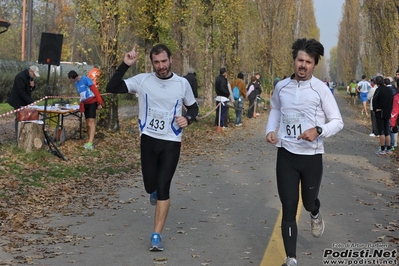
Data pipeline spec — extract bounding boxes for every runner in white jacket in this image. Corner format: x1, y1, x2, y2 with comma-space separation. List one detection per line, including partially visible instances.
266, 75, 343, 154
265, 38, 344, 266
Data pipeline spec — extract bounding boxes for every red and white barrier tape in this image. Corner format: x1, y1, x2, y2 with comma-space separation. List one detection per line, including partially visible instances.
0, 93, 113, 118
0, 96, 48, 118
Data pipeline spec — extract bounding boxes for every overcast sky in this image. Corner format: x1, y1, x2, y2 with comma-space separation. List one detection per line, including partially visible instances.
313, 0, 345, 59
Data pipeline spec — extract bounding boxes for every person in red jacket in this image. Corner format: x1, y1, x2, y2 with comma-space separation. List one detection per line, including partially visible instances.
88, 65, 101, 86
68, 70, 103, 149
390, 84, 399, 156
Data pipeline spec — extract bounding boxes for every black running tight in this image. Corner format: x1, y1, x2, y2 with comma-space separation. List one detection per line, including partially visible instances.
276, 147, 323, 258
140, 134, 181, 201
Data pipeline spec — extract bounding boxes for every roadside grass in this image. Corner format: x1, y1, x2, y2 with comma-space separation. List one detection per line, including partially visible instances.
0, 102, 13, 114
0, 97, 216, 192
0, 146, 92, 187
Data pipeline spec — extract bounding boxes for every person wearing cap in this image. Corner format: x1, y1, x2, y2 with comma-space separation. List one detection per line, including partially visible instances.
8, 65, 40, 110
7, 65, 40, 142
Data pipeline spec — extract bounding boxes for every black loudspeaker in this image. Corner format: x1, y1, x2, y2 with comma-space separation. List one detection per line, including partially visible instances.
38, 32, 63, 66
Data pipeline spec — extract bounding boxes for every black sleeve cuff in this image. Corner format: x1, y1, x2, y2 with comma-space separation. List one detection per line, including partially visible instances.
185, 103, 199, 124
105, 62, 130, 93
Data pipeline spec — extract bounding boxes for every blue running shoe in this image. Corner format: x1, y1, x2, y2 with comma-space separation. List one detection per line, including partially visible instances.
150, 191, 157, 206
149, 233, 164, 251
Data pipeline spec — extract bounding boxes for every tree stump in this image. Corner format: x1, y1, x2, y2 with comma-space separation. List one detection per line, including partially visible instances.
18, 122, 45, 152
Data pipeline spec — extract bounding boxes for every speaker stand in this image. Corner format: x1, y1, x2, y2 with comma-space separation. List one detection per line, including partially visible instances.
41, 64, 66, 161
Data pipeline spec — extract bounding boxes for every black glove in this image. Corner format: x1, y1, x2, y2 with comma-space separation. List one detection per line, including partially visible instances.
391, 126, 398, 133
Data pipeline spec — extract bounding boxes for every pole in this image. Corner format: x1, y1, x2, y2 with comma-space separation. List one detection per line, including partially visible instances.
216, 102, 222, 133
27, 0, 33, 61
21, 0, 26, 61
42, 64, 66, 160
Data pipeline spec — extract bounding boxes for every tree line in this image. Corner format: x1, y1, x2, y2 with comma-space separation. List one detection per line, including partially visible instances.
330, 0, 399, 84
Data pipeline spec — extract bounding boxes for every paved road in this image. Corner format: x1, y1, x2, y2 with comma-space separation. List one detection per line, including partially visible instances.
3, 92, 398, 266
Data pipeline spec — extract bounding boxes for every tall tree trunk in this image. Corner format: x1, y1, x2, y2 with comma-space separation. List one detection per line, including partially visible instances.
203, 25, 214, 108
96, 0, 120, 131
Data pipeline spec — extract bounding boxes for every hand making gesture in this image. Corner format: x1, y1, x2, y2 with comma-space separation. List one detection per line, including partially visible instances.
124, 44, 139, 66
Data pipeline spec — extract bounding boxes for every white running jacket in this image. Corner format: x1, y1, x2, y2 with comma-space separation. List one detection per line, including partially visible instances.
266, 76, 344, 155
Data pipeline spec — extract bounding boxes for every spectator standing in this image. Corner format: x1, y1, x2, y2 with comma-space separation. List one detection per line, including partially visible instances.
183, 68, 198, 100
246, 76, 258, 118
214, 68, 229, 128
372, 76, 393, 155
106, 44, 198, 251
367, 78, 379, 137
254, 73, 262, 116
7, 65, 40, 142
265, 38, 343, 266
225, 81, 234, 126
230, 72, 246, 126
68, 70, 103, 149
385, 77, 397, 149
273, 77, 280, 88
183, 68, 199, 120
390, 85, 399, 153
395, 68, 399, 85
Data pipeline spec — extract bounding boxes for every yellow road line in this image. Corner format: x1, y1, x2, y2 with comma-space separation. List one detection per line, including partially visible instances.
260, 200, 303, 266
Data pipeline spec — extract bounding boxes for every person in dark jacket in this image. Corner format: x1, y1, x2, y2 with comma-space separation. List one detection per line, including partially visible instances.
372, 75, 394, 155
183, 68, 198, 99
246, 75, 261, 118
183, 68, 199, 120
214, 67, 229, 128
7, 65, 40, 143
8, 65, 40, 109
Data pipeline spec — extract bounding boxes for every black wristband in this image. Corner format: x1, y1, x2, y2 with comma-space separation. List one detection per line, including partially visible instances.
185, 115, 193, 125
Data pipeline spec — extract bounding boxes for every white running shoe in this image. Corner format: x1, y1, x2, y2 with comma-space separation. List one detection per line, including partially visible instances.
311, 212, 325, 238
376, 150, 387, 156
282, 257, 297, 266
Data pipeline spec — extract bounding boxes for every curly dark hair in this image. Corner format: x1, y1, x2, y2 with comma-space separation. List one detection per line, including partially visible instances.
291, 38, 324, 65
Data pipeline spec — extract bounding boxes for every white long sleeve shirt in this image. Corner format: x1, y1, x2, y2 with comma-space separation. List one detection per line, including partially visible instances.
124, 72, 196, 142
367, 84, 378, 110
265, 76, 344, 155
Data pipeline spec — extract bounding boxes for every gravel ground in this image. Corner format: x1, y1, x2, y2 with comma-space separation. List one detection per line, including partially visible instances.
0, 115, 15, 144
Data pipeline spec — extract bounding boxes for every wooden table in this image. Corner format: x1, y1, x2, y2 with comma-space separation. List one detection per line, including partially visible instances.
31, 105, 83, 144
